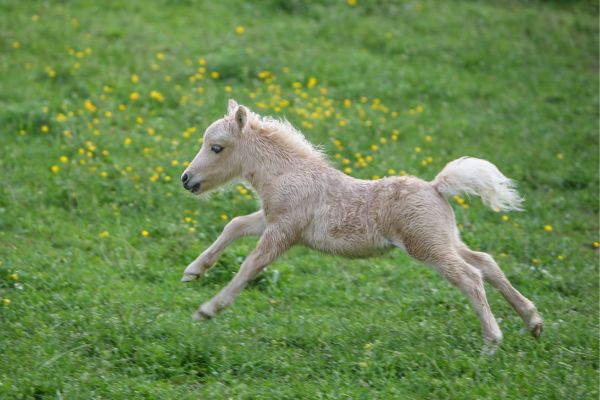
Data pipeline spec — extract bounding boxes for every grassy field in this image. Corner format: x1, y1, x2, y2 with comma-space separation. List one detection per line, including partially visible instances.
1, 0, 598, 398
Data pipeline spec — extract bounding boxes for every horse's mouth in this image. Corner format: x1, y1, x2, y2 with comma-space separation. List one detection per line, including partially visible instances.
190, 183, 201, 193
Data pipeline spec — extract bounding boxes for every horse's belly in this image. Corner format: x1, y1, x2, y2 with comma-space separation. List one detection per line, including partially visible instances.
300, 224, 392, 258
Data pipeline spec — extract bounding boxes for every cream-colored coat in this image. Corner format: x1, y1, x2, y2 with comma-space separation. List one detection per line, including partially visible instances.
180, 100, 542, 353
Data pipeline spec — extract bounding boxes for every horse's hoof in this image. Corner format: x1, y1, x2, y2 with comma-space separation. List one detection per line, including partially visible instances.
181, 274, 198, 282
481, 342, 499, 357
192, 310, 212, 321
527, 312, 543, 339
530, 321, 543, 339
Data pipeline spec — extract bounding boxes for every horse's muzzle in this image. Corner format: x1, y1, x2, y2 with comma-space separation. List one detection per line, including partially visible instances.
181, 172, 201, 193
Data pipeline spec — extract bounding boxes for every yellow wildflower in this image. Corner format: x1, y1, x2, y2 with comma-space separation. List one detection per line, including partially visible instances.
544, 224, 553, 232
59, 156, 69, 163
210, 71, 220, 79
235, 26, 245, 35
3, 299, 10, 306
99, 230, 109, 238
131, 74, 139, 84
84, 100, 96, 112
150, 90, 164, 101
130, 92, 139, 101
50, 165, 60, 173
141, 230, 150, 237
258, 70, 271, 79
124, 137, 132, 146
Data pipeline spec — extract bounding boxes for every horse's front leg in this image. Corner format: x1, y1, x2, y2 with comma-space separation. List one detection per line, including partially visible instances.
181, 210, 265, 282
193, 226, 292, 320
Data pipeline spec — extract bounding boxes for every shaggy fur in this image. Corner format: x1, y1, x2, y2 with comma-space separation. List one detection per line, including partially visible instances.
180, 100, 542, 352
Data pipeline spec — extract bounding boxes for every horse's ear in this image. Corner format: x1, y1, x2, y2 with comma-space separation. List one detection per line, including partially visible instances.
235, 105, 248, 132
227, 99, 239, 115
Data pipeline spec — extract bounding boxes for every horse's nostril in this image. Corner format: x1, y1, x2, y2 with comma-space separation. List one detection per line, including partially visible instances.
182, 173, 189, 183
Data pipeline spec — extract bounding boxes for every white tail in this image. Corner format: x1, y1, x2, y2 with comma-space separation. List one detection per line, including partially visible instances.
432, 157, 523, 211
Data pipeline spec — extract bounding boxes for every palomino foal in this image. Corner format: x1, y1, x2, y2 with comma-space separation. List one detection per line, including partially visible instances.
180, 100, 542, 351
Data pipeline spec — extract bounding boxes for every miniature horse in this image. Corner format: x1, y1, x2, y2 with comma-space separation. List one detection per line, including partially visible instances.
180, 100, 542, 352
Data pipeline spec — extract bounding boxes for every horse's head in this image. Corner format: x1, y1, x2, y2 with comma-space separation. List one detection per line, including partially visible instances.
181, 99, 249, 194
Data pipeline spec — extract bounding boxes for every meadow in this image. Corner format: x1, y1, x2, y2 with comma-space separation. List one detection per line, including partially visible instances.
0, 0, 598, 398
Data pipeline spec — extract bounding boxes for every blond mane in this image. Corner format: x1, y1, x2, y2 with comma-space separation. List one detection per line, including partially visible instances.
249, 114, 327, 162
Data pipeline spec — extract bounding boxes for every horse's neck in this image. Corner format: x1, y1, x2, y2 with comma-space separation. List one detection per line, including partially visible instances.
242, 153, 334, 203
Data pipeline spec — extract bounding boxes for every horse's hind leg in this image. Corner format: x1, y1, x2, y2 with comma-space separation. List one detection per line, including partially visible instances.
405, 242, 503, 353
457, 244, 543, 338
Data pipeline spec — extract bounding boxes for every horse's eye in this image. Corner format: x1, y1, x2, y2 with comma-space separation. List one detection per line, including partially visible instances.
211, 144, 224, 154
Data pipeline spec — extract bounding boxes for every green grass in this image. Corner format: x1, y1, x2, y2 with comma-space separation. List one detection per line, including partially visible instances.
1, 0, 598, 398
